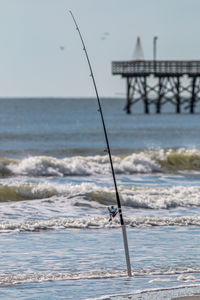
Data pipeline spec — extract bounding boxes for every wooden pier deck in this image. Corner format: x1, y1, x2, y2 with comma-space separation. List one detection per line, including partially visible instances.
112, 60, 200, 113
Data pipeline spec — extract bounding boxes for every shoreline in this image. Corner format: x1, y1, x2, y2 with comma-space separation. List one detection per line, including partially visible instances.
173, 296, 200, 300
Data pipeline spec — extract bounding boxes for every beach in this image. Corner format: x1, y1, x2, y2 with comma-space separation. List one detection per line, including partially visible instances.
0, 98, 200, 299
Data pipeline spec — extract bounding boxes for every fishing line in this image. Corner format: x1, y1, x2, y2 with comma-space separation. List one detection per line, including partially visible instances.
69, 10, 132, 277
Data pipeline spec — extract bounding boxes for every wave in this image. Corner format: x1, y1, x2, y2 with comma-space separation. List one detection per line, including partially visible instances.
0, 154, 161, 177
1, 216, 200, 232
1, 148, 200, 178
157, 148, 200, 172
0, 182, 64, 202
0, 267, 199, 286
1, 182, 200, 209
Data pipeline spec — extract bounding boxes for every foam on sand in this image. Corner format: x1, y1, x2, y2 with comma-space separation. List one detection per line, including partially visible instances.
0, 266, 199, 286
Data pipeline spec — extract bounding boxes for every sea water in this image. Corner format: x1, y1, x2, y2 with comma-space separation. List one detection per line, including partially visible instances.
1, 98, 200, 299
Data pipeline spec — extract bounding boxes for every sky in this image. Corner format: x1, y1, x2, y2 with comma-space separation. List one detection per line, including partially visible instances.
0, 0, 200, 98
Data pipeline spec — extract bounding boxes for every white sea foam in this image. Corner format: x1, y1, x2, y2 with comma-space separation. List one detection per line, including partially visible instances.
1, 148, 200, 177
0, 270, 126, 286
119, 185, 200, 209
177, 275, 196, 281
1, 215, 200, 232
1, 181, 200, 210
0, 267, 199, 286
148, 278, 171, 283
5, 153, 161, 177
3, 148, 200, 178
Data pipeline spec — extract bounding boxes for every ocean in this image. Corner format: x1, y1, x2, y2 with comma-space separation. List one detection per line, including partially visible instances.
1, 97, 200, 299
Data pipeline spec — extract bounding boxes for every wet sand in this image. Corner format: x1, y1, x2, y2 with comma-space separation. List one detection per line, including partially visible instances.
173, 296, 200, 300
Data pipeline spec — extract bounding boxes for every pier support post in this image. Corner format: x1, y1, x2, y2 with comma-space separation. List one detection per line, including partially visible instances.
143, 76, 149, 114
125, 77, 131, 114
190, 76, 196, 114
176, 77, 181, 113
156, 77, 162, 113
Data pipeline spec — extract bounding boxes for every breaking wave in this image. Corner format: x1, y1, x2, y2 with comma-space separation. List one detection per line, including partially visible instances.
157, 148, 200, 172
1, 182, 200, 209
0, 153, 161, 177
1, 216, 200, 233
1, 148, 200, 178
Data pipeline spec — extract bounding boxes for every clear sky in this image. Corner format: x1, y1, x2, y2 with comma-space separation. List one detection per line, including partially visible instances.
0, 0, 200, 98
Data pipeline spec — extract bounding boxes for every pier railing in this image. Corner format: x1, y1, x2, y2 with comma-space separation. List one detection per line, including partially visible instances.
112, 60, 200, 76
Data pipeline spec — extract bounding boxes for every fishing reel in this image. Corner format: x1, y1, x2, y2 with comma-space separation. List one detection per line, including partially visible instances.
108, 206, 118, 222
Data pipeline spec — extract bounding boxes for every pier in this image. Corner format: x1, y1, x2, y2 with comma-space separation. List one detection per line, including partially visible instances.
112, 60, 200, 114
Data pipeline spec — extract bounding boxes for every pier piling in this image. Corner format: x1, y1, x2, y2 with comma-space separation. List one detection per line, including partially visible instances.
112, 60, 200, 113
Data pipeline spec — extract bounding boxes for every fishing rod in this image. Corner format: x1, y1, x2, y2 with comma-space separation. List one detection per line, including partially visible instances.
69, 10, 132, 277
